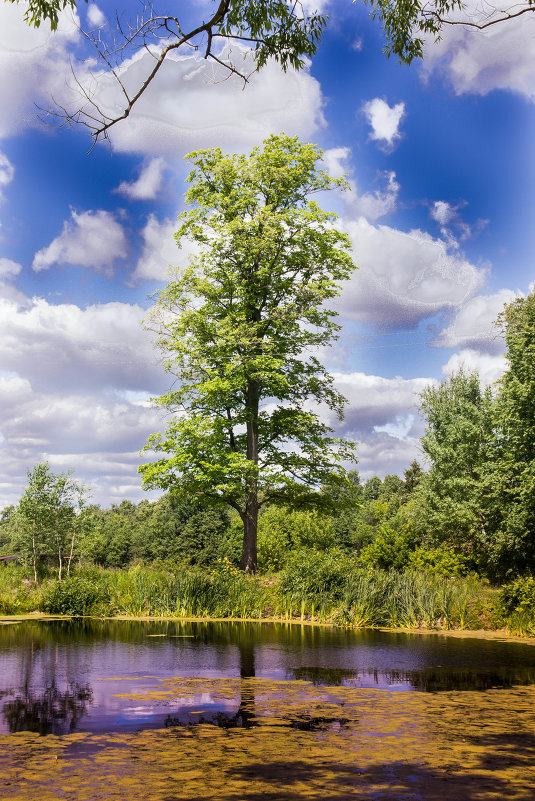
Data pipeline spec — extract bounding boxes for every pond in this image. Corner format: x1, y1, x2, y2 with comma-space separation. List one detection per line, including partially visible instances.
0, 618, 534, 799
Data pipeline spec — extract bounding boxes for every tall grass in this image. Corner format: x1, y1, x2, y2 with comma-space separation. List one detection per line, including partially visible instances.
0, 555, 509, 633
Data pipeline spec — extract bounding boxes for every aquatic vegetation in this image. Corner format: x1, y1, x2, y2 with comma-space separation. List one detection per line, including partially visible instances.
0, 558, 508, 633
0, 679, 534, 799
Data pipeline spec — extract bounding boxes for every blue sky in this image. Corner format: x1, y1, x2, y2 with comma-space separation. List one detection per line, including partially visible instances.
0, 0, 533, 507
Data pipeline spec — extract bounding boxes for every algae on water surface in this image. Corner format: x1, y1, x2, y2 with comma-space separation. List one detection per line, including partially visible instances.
0, 678, 534, 800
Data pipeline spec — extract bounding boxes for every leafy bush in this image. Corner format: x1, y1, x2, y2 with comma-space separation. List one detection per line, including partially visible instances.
257, 507, 335, 573
358, 524, 419, 570
500, 576, 535, 615
408, 547, 474, 577
40, 573, 114, 616
497, 577, 535, 634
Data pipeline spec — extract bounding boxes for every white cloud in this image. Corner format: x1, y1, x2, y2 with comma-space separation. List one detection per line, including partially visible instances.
323, 147, 351, 179
433, 288, 518, 352
0, 374, 164, 507
130, 215, 178, 283
0, 3, 78, 138
114, 157, 166, 200
32, 209, 128, 275
422, 0, 535, 101
348, 171, 399, 221
0, 152, 14, 197
323, 149, 399, 221
317, 371, 433, 479
87, 3, 106, 28
362, 98, 405, 148
67, 44, 325, 155
0, 258, 21, 279
442, 348, 507, 386
354, 431, 423, 480
336, 218, 485, 329
330, 371, 433, 436
0, 296, 167, 394
430, 200, 456, 227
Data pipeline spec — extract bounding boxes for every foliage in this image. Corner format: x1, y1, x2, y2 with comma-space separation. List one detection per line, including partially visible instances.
257, 506, 335, 572
358, 523, 419, 571
485, 292, 535, 579
416, 369, 494, 554
407, 547, 474, 577
141, 135, 356, 573
40, 572, 114, 616
414, 291, 535, 581
5, 0, 80, 29
6, 462, 88, 582
496, 576, 535, 635
499, 576, 535, 617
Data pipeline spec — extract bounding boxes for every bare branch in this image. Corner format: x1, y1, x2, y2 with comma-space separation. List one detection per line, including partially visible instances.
425, 2, 535, 29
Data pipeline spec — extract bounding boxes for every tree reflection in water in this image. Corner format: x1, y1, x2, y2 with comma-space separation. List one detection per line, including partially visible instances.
3, 682, 93, 735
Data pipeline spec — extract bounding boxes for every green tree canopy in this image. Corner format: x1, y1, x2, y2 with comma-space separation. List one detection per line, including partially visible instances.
417, 369, 494, 556
140, 134, 356, 573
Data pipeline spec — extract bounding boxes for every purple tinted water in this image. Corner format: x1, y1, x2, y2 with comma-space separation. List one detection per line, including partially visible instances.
0, 619, 534, 735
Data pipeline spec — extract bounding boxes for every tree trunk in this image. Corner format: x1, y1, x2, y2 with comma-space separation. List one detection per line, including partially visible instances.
31, 525, 37, 585
241, 377, 259, 573
241, 495, 258, 573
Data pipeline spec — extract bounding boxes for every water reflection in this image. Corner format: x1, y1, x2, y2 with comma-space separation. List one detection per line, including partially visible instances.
1, 618, 535, 735
3, 682, 92, 735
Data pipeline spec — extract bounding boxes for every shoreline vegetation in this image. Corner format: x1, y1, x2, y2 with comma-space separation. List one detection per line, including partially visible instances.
0, 559, 533, 637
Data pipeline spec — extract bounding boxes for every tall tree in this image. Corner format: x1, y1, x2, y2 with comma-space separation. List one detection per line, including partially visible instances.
487, 292, 535, 577
140, 134, 356, 573
11, 462, 87, 581
417, 369, 494, 557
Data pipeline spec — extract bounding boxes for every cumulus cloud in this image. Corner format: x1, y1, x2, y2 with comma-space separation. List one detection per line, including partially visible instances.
0, 258, 21, 279
429, 199, 487, 242
362, 98, 405, 148
66, 43, 325, 155
0, 296, 167, 394
316, 371, 433, 479
354, 431, 423, 480
114, 157, 166, 200
0, 374, 164, 507
86, 3, 106, 28
430, 200, 456, 227
421, 0, 535, 101
442, 348, 508, 386
433, 288, 518, 352
0, 152, 14, 198
130, 215, 179, 283
323, 146, 351, 179
0, 3, 78, 138
0, 292, 171, 507
32, 209, 128, 275
348, 171, 400, 221
330, 371, 433, 436
336, 218, 485, 329
323, 149, 399, 221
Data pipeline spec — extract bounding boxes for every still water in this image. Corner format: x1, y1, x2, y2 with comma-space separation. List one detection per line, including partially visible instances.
1, 618, 535, 736
1, 619, 535, 800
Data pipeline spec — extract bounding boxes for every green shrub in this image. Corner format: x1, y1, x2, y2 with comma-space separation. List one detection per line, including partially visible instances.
408, 547, 474, 577
40, 574, 114, 616
498, 577, 535, 634
358, 524, 418, 570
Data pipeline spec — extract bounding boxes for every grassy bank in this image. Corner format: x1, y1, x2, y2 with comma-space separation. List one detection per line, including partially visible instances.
0, 552, 533, 634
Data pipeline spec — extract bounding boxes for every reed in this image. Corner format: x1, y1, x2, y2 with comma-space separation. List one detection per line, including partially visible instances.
0, 558, 506, 634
